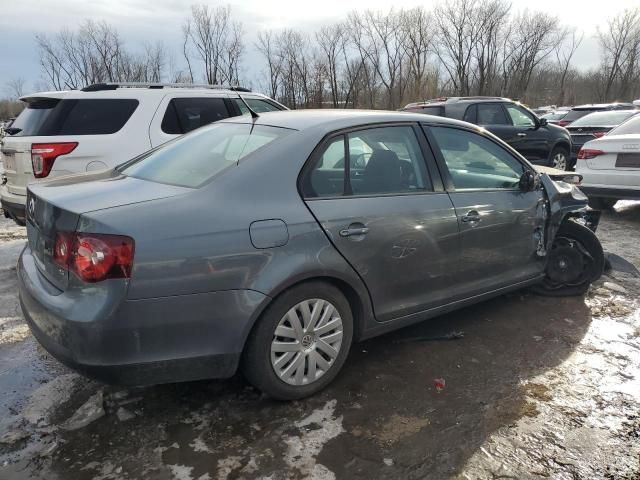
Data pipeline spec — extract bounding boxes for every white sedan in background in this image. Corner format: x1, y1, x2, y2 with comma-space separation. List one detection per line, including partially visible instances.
577, 114, 640, 209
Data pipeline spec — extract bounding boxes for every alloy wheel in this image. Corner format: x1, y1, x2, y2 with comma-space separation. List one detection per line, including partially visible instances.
552, 152, 567, 170
270, 299, 344, 386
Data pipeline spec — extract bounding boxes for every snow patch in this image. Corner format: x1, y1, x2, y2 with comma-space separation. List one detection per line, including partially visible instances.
283, 399, 344, 479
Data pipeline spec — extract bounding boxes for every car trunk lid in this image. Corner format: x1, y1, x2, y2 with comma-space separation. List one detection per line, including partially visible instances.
1, 138, 33, 197
27, 170, 191, 290
583, 135, 640, 171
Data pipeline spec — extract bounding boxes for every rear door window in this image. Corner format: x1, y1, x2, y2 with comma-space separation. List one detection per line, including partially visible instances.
38, 99, 139, 135
161, 98, 230, 134
302, 125, 432, 198
476, 104, 509, 125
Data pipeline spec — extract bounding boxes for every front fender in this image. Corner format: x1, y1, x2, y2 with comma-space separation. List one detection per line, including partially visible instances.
540, 174, 595, 252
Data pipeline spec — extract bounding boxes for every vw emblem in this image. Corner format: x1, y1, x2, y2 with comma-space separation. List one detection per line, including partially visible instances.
28, 197, 36, 218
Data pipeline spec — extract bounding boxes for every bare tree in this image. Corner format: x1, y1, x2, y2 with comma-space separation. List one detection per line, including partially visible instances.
554, 29, 583, 105
400, 8, 436, 102
434, 0, 481, 96
500, 10, 562, 100
182, 4, 244, 85
5, 77, 26, 99
256, 31, 282, 100
316, 24, 347, 107
597, 8, 640, 101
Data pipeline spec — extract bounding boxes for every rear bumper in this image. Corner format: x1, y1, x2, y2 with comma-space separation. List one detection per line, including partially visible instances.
18, 246, 269, 385
579, 185, 640, 200
0, 185, 26, 224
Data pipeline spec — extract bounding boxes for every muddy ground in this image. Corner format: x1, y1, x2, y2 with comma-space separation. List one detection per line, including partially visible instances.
1, 203, 639, 480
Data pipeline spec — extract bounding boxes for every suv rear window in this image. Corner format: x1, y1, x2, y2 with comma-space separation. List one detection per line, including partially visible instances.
161, 98, 230, 134
9, 98, 60, 136
120, 123, 292, 188
38, 99, 139, 135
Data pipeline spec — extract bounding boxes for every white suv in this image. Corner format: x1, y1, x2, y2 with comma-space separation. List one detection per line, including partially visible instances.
0, 83, 286, 224
576, 113, 640, 209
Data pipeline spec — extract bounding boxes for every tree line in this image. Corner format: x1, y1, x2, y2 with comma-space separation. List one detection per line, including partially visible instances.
6, 1, 640, 110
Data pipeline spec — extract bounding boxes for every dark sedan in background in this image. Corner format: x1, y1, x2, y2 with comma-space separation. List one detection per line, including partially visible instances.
557, 103, 636, 127
567, 109, 640, 161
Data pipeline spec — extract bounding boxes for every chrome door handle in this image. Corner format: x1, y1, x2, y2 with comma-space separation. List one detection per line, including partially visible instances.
461, 211, 481, 223
517, 132, 527, 137
340, 226, 369, 237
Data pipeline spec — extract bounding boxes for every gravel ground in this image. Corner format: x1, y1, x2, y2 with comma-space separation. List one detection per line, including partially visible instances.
0, 202, 639, 480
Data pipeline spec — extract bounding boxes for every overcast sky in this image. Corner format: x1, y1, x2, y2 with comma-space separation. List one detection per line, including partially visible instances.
0, 0, 634, 95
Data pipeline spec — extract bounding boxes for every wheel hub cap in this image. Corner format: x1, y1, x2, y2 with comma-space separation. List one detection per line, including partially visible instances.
270, 299, 344, 386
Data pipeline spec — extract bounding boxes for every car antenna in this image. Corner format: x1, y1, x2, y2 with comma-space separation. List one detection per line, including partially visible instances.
237, 93, 259, 122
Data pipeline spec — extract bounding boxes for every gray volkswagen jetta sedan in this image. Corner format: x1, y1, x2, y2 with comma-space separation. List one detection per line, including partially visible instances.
18, 110, 604, 399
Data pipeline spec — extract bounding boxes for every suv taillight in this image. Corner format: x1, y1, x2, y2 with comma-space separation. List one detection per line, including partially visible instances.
54, 232, 134, 282
577, 148, 605, 160
31, 143, 78, 178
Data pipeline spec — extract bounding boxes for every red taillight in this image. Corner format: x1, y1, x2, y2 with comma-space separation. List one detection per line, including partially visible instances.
577, 148, 605, 160
53, 232, 74, 268
31, 142, 78, 178
592, 131, 607, 138
53, 232, 134, 282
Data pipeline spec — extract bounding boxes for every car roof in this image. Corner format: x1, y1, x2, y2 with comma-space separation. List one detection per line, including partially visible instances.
220, 109, 472, 131
19, 87, 272, 102
572, 103, 635, 110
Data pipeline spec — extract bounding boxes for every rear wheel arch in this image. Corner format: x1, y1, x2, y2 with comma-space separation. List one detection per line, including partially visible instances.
241, 274, 371, 353
551, 140, 570, 156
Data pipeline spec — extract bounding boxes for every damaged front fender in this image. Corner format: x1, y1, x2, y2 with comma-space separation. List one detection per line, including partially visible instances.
539, 174, 600, 252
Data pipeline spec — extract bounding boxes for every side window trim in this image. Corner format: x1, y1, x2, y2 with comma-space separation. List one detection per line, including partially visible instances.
422, 124, 531, 192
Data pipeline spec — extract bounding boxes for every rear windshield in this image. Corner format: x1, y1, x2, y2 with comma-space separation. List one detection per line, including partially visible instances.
569, 111, 637, 127
405, 106, 444, 116
119, 123, 292, 188
38, 99, 139, 135
542, 111, 568, 120
562, 109, 597, 122
609, 115, 640, 136
10, 98, 60, 136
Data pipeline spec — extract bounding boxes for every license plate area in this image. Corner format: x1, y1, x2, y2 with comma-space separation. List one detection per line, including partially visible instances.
615, 153, 640, 168
3, 153, 16, 172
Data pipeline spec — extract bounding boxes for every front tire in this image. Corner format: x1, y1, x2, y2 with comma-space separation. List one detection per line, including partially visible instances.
242, 281, 353, 400
550, 146, 570, 171
588, 197, 617, 210
531, 220, 604, 297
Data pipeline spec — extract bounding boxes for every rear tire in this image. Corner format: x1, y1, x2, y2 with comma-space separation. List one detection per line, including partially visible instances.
242, 281, 353, 400
550, 146, 570, 171
531, 220, 604, 297
588, 197, 617, 210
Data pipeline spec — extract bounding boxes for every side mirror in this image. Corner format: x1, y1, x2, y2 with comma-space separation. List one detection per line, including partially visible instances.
539, 117, 548, 127
519, 170, 539, 192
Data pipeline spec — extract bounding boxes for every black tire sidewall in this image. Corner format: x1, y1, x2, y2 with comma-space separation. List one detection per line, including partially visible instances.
242, 281, 354, 400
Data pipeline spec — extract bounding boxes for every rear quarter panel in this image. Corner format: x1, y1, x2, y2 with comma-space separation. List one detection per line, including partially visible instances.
80, 127, 375, 337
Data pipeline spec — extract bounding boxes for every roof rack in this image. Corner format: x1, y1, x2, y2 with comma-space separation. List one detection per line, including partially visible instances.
81, 82, 251, 92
